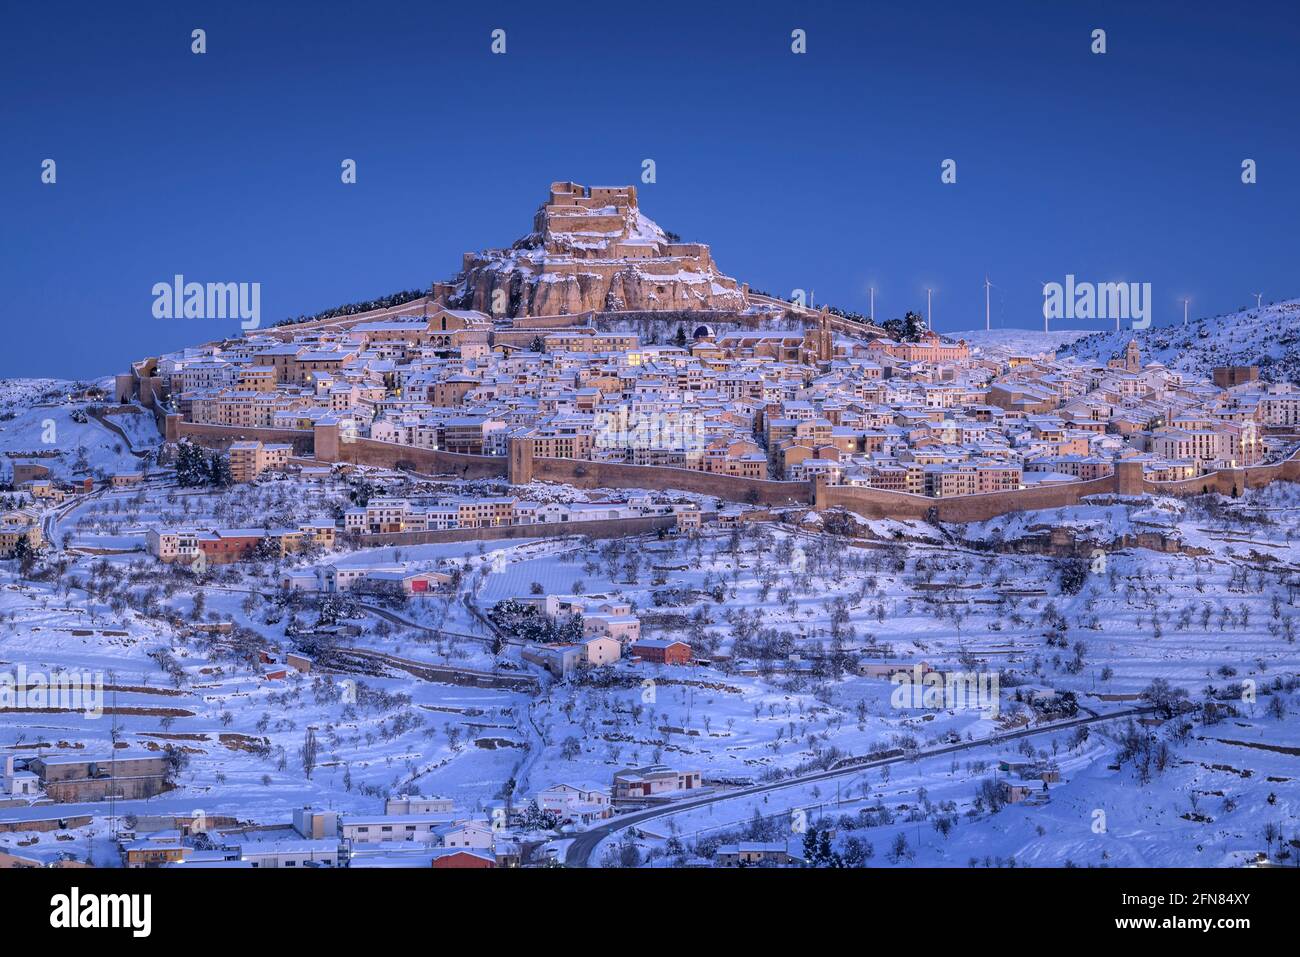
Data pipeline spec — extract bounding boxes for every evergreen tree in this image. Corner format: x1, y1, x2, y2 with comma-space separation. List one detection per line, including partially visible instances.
207, 452, 233, 488
522, 800, 561, 831
553, 613, 585, 644
175, 440, 208, 487
11, 535, 36, 563
673, 325, 688, 348
802, 824, 845, 867
881, 311, 928, 343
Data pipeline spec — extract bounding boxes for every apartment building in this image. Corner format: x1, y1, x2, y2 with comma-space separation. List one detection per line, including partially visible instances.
228, 440, 292, 482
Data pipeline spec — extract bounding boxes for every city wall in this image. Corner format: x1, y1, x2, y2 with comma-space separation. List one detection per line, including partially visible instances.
163, 419, 1300, 525
525, 455, 814, 506
332, 436, 509, 480
173, 420, 316, 455
816, 449, 1300, 524
815, 474, 1121, 524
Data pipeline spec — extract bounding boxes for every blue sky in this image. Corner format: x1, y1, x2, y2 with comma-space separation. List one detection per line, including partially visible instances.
2, 0, 1297, 378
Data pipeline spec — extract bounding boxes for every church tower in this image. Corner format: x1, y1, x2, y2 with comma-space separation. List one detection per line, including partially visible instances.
1124, 339, 1141, 373
817, 308, 832, 364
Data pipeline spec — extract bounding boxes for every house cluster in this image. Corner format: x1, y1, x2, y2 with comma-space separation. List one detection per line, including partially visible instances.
139, 489, 704, 570
0, 505, 42, 555
117, 774, 676, 868
3, 464, 99, 552
154, 294, 1298, 499
279, 562, 450, 595
507, 592, 693, 678
341, 492, 701, 534
3, 751, 172, 803
118, 797, 517, 869
776, 338, 1286, 492
146, 522, 336, 565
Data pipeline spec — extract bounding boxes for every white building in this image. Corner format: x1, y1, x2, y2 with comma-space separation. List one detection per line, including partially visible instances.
537, 782, 612, 824
342, 813, 458, 845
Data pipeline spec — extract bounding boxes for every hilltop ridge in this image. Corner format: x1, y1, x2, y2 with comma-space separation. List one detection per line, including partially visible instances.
1060, 299, 1300, 384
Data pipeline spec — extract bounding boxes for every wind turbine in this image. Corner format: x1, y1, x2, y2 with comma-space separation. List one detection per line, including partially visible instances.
925, 288, 934, 330
1182, 297, 1190, 327
1254, 292, 1263, 310
984, 277, 992, 332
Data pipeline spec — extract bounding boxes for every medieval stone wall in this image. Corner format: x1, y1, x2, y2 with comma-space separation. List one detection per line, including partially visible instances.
526, 455, 813, 506
812, 480, 1121, 524
175, 422, 315, 454
165, 414, 1300, 524
333, 436, 508, 479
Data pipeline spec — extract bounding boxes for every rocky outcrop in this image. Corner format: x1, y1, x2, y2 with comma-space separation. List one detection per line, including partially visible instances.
449, 181, 754, 318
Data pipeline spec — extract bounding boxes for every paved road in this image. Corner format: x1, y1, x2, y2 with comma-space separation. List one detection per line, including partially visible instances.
565, 706, 1151, 867
42, 484, 109, 550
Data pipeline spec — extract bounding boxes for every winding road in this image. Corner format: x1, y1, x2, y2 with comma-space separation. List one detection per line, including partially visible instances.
565, 705, 1151, 866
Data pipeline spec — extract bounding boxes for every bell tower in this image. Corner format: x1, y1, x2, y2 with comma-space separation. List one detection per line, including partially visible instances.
1124, 340, 1141, 373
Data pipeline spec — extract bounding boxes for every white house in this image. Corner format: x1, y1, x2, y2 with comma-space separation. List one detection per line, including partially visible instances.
2, 755, 39, 797
544, 594, 633, 619
583, 613, 641, 644
537, 782, 612, 824
434, 821, 495, 849
578, 635, 622, 666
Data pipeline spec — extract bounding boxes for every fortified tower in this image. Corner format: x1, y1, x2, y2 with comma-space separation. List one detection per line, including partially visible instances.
508, 435, 535, 485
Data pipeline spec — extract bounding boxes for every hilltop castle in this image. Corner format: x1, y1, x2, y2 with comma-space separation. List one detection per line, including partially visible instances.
445, 181, 750, 318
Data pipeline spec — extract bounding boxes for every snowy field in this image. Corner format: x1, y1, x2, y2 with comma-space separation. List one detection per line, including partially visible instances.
0, 378, 161, 484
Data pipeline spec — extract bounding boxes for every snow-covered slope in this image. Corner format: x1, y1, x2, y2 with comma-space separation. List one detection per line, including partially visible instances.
1058, 299, 1300, 383
0, 377, 161, 481
953, 328, 1093, 357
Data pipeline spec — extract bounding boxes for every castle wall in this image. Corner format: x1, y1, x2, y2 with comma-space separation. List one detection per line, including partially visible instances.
333, 437, 508, 479
816, 448, 1300, 524
526, 455, 812, 506
813, 479, 1122, 523
175, 422, 315, 454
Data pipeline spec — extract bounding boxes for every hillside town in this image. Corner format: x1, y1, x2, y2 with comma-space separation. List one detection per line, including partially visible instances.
1, 182, 1298, 880
90, 189, 1292, 528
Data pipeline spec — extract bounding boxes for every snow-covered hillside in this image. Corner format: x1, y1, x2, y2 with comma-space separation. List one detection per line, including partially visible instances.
953, 329, 1093, 357
1059, 299, 1300, 384
0, 377, 162, 482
